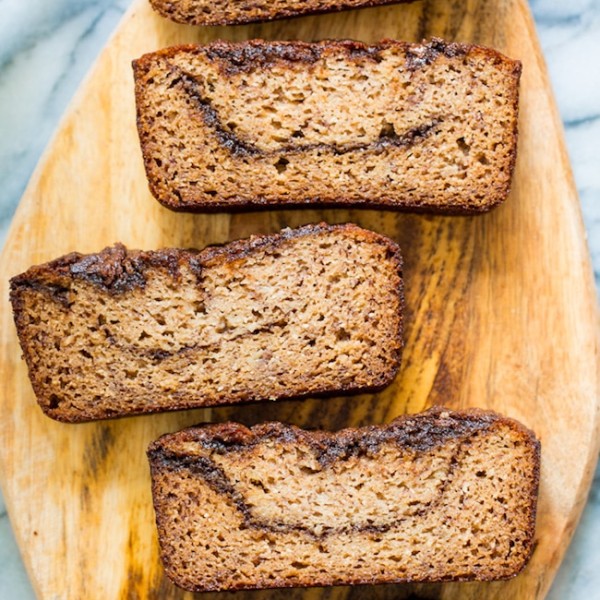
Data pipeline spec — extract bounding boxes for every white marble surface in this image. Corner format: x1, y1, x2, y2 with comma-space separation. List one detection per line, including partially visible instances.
0, 0, 598, 597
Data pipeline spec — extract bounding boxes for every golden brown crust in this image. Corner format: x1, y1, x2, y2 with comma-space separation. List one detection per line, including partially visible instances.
150, 405, 540, 473
148, 407, 541, 591
132, 38, 521, 213
10, 223, 404, 422
133, 38, 511, 73
149, 0, 418, 26
10, 223, 400, 294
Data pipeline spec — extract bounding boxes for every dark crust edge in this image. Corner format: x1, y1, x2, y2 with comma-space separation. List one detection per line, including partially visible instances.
131, 37, 496, 76
132, 38, 521, 214
9, 223, 404, 423
132, 38, 518, 72
147, 406, 541, 591
149, 0, 418, 27
23, 378, 402, 424
150, 196, 506, 215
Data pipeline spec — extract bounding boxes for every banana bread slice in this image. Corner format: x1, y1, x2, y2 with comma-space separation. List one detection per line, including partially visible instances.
133, 38, 521, 213
149, 0, 417, 26
10, 223, 403, 422
148, 407, 540, 592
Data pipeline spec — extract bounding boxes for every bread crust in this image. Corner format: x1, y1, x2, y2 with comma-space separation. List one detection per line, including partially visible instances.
133, 38, 521, 213
149, 0, 418, 26
149, 407, 541, 591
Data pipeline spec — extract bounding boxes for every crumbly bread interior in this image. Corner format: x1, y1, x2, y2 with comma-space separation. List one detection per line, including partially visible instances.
149, 0, 413, 26
133, 39, 521, 211
149, 409, 540, 592
10, 224, 403, 422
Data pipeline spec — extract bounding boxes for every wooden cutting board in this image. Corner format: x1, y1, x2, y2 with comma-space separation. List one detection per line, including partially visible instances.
0, 0, 598, 598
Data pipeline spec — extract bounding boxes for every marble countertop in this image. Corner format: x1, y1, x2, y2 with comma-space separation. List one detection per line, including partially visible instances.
0, 0, 598, 597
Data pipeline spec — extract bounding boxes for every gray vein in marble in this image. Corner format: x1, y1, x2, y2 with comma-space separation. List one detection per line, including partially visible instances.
0, 0, 128, 245
46, 8, 116, 111
564, 115, 600, 128
530, 0, 596, 23
0, 0, 116, 68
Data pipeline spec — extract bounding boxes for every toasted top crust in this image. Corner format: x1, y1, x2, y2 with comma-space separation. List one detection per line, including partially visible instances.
133, 37, 520, 81
149, 0, 418, 26
150, 406, 540, 460
10, 223, 400, 296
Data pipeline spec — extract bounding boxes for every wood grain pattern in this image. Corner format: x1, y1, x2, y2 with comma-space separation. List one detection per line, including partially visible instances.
0, 0, 597, 598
